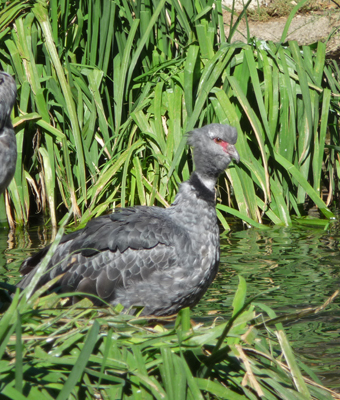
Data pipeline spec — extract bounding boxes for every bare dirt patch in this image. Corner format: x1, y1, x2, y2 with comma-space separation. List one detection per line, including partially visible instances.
247, 0, 337, 21
223, 0, 340, 61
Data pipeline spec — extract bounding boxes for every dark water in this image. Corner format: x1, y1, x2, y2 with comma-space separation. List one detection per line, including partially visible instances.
1, 222, 340, 390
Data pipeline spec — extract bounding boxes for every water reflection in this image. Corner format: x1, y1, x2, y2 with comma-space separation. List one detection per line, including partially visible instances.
0, 223, 339, 389
194, 225, 340, 390
0, 224, 55, 285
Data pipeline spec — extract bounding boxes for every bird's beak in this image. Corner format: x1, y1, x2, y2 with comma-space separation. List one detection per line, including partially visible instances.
227, 144, 240, 164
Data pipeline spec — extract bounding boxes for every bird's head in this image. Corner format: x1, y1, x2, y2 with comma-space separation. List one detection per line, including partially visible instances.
187, 123, 240, 180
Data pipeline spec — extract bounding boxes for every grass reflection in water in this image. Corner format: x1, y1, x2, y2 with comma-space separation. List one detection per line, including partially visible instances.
195, 225, 340, 390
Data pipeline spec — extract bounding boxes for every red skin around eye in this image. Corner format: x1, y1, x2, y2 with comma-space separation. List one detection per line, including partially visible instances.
214, 138, 229, 152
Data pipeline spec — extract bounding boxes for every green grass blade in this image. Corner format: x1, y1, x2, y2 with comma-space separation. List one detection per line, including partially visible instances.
15, 311, 23, 394
227, 76, 271, 201
33, 2, 87, 202
276, 326, 312, 399
89, 140, 144, 205
56, 320, 100, 400
160, 347, 176, 400
114, 18, 139, 130
274, 152, 334, 219
313, 88, 331, 195
216, 208, 230, 231
39, 147, 57, 226
280, 0, 311, 43
184, 45, 199, 118
1, 386, 30, 400
0, 289, 20, 343
195, 378, 245, 400
232, 275, 247, 317
132, 157, 147, 205
244, 48, 272, 142
289, 41, 313, 163
216, 204, 269, 229
181, 356, 205, 400
126, 0, 166, 96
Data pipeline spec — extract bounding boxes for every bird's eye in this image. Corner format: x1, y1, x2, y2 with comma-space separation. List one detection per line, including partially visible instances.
214, 137, 222, 143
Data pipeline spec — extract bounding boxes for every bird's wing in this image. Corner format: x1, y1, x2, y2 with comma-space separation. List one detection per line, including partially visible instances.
18, 207, 190, 300
68, 206, 177, 256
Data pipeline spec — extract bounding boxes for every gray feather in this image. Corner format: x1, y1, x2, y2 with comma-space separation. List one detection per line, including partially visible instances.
0, 72, 17, 196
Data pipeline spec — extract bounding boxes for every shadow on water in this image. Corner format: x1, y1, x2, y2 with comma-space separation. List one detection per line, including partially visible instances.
0, 221, 339, 390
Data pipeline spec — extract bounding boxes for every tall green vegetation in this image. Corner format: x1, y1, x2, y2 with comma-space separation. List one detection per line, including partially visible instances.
0, 0, 339, 229
1, 275, 338, 399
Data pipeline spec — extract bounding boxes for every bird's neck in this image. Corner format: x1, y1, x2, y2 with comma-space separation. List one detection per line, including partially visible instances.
171, 172, 216, 209
193, 172, 217, 192
0, 119, 14, 133
169, 172, 218, 236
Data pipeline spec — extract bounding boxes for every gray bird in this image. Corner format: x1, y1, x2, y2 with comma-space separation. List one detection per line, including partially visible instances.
18, 124, 240, 316
0, 71, 17, 196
